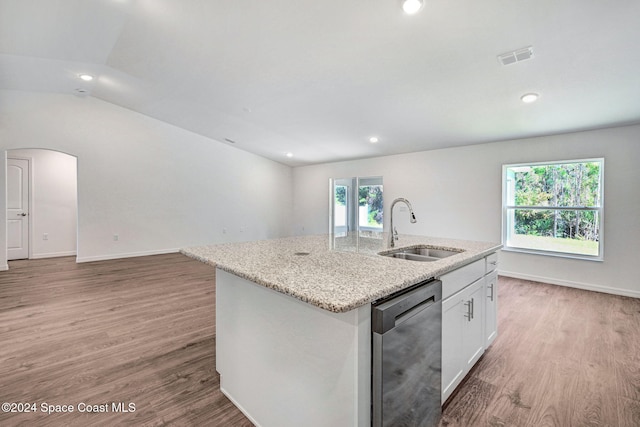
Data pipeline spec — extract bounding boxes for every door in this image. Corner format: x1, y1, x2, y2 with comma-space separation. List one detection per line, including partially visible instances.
333, 181, 350, 235
331, 178, 354, 236
7, 158, 29, 260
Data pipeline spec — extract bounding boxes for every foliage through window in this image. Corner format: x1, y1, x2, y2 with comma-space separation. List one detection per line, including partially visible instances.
502, 159, 604, 259
358, 185, 383, 229
331, 176, 383, 237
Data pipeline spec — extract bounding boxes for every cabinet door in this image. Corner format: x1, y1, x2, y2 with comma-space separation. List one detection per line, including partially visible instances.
462, 278, 485, 370
441, 278, 486, 403
485, 271, 498, 347
441, 295, 464, 403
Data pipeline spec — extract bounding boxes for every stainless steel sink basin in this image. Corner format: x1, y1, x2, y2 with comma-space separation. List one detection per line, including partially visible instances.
379, 246, 463, 262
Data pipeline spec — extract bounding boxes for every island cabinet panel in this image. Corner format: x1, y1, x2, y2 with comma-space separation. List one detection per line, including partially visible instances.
441, 258, 485, 299
216, 269, 371, 427
441, 290, 465, 401
485, 270, 498, 347
440, 252, 498, 404
440, 277, 485, 403
462, 278, 486, 369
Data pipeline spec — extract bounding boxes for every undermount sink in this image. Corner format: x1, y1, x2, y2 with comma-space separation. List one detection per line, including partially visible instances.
379, 246, 463, 262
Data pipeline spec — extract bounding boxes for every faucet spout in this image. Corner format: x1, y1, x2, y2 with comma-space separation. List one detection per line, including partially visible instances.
389, 198, 417, 248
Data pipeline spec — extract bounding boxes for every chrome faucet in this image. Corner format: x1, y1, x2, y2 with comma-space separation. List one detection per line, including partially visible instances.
389, 198, 417, 247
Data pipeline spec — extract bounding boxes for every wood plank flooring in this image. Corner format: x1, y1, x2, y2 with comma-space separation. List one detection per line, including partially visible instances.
0, 254, 251, 427
440, 276, 640, 427
1, 255, 639, 426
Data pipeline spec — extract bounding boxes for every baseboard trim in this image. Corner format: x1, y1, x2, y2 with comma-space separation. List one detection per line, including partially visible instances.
499, 269, 640, 299
219, 384, 263, 427
31, 251, 77, 259
0, 264, 8, 271
76, 248, 180, 263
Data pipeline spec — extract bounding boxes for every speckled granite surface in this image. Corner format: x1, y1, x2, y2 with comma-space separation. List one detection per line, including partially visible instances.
181, 233, 501, 313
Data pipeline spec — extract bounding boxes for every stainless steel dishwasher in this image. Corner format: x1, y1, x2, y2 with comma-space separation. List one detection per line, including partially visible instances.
371, 279, 442, 427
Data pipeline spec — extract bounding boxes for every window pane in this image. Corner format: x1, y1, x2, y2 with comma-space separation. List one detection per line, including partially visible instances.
358, 185, 383, 229
506, 208, 600, 256
334, 185, 347, 228
506, 161, 601, 208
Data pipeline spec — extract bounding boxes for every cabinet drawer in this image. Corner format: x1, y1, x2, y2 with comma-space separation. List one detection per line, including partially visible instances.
485, 252, 498, 274
439, 259, 485, 299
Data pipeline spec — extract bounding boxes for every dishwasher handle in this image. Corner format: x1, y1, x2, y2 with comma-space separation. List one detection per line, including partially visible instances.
372, 280, 442, 335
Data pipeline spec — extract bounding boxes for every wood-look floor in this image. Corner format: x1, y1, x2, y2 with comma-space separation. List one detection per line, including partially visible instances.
1, 255, 639, 426
0, 254, 251, 427
440, 276, 640, 427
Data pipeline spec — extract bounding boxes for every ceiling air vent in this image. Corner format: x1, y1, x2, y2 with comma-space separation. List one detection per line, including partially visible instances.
497, 46, 533, 66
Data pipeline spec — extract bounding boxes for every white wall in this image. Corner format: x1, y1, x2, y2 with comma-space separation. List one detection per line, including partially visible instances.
0, 91, 293, 268
8, 149, 77, 259
3, 90, 638, 298
292, 124, 640, 297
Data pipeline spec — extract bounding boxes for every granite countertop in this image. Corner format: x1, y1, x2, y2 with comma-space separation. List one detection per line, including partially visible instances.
181, 233, 501, 313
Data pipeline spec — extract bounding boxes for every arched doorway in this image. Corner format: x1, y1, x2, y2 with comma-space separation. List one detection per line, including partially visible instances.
6, 149, 78, 261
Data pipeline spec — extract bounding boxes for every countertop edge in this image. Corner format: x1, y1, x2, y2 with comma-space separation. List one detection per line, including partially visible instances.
181, 237, 502, 314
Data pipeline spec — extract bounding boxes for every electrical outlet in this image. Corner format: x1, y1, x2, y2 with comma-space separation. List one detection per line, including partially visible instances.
43, 233, 48, 241
240, 226, 245, 233
113, 234, 119, 241
222, 228, 227, 234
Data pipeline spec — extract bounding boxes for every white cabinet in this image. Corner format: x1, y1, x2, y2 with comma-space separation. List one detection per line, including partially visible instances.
441, 290, 464, 401
484, 252, 498, 347
463, 278, 486, 369
439, 258, 485, 403
441, 277, 485, 402
484, 270, 498, 347
440, 252, 498, 404
441, 258, 485, 299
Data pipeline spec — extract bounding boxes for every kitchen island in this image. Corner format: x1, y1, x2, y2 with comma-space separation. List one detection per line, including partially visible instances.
182, 233, 500, 427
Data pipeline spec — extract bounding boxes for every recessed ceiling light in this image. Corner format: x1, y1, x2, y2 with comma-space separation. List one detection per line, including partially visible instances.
78, 74, 94, 81
369, 137, 379, 143
402, 0, 423, 15
285, 152, 294, 158
521, 93, 539, 103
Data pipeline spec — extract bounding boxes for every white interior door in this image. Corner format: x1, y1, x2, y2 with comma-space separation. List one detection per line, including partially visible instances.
7, 158, 30, 260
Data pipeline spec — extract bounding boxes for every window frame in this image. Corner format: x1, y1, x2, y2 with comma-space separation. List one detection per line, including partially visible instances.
501, 158, 605, 261
357, 181, 383, 232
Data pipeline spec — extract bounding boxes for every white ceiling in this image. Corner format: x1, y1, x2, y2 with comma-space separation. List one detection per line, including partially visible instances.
2, 0, 640, 166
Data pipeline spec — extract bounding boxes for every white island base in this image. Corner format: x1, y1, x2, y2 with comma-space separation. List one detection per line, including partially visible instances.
216, 269, 372, 427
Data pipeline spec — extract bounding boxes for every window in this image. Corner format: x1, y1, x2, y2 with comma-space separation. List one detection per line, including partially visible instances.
358, 181, 383, 231
502, 158, 604, 260
330, 176, 383, 237
333, 184, 348, 234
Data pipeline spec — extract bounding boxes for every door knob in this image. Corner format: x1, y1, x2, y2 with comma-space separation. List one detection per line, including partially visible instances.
18, 213, 27, 216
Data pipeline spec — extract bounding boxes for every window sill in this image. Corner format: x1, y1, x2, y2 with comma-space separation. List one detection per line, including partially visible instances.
501, 246, 603, 262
